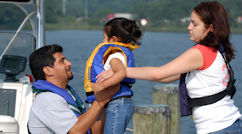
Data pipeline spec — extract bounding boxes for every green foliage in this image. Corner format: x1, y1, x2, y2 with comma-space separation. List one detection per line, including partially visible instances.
0, 0, 241, 32
45, 0, 62, 23
0, 3, 25, 29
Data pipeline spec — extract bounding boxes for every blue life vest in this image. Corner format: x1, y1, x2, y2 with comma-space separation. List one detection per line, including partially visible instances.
32, 80, 86, 116
33, 80, 91, 134
84, 42, 138, 103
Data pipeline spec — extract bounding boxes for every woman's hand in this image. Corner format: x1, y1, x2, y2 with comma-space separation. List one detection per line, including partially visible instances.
96, 69, 114, 83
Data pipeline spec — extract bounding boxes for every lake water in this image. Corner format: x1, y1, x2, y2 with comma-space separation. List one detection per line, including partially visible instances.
45, 30, 242, 134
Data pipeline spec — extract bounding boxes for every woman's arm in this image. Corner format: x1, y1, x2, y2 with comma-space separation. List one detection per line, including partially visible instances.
96, 48, 203, 83
96, 69, 180, 83
156, 74, 181, 83
127, 48, 203, 82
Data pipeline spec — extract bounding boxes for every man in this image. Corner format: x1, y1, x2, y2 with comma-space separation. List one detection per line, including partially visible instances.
28, 44, 119, 134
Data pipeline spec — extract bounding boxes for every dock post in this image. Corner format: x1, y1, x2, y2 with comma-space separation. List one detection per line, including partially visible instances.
133, 104, 171, 134
153, 84, 180, 134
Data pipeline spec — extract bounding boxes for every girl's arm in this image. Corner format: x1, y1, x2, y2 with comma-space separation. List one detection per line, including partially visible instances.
127, 48, 203, 82
93, 58, 126, 91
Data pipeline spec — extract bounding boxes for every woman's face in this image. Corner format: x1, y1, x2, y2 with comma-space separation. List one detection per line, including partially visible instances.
188, 11, 212, 43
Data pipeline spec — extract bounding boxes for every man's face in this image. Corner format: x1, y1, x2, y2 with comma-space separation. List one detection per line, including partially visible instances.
51, 52, 73, 81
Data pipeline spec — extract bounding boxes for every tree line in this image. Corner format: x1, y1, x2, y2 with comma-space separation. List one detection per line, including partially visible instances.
0, 0, 241, 30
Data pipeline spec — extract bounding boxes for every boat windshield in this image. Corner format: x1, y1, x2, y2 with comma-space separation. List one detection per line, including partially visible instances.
0, 32, 35, 80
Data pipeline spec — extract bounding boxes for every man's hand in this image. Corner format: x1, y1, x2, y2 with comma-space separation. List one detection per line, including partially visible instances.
69, 85, 119, 134
93, 84, 119, 107
91, 82, 105, 92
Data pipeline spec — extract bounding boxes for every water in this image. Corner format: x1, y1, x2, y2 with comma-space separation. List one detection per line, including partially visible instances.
46, 30, 242, 134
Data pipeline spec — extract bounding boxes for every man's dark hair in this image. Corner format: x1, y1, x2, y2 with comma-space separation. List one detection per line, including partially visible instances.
29, 44, 63, 80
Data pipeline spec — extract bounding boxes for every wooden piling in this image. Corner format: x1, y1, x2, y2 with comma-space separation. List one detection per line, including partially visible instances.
152, 84, 180, 134
133, 104, 171, 134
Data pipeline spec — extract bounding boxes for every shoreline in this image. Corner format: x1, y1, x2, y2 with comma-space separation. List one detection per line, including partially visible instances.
1, 24, 242, 34
44, 23, 242, 34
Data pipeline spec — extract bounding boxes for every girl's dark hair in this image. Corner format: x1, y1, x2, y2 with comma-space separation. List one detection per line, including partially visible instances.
194, 1, 235, 61
104, 17, 142, 45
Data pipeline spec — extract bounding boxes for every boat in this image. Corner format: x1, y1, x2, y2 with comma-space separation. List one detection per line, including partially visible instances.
0, 0, 45, 133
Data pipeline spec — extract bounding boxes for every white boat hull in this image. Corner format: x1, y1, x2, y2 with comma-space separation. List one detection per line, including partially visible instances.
0, 82, 34, 134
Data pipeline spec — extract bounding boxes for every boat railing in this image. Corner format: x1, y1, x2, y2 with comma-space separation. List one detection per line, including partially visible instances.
0, 11, 36, 61
0, 0, 45, 53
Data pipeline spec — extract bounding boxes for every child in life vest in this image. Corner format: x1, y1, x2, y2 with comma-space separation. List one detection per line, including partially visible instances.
97, 2, 242, 134
84, 18, 142, 134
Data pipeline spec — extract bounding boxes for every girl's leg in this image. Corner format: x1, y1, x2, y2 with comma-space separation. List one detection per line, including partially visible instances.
104, 97, 134, 134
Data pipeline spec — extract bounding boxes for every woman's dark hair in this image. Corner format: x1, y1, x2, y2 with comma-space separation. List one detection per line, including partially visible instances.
104, 17, 142, 45
194, 1, 235, 61
29, 44, 63, 80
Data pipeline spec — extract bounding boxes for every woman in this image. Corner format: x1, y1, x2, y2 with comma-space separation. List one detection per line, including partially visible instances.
97, 1, 242, 134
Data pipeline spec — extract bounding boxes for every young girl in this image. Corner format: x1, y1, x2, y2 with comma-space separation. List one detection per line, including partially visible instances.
84, 18, 142, 134
97, 2, 242, 134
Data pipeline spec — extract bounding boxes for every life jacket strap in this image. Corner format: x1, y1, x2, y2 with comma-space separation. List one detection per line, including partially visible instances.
188, 88, 228, 108
86, 91, 94, 97
188, 50, 236, 108
85, 81, 132, 97
120, 81, 132, 88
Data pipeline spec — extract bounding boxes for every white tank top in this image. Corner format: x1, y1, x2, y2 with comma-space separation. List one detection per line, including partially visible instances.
186, 44, 241, 134
104, 52, 126, 70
